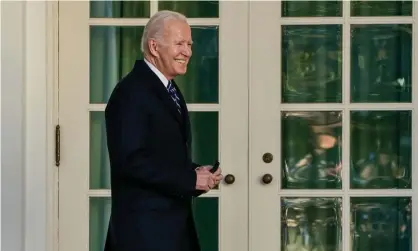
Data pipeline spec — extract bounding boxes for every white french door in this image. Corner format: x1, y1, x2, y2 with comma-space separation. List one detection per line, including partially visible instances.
58, 1, 248, 251
249, 1, 417, 251
58, 1, 418, 251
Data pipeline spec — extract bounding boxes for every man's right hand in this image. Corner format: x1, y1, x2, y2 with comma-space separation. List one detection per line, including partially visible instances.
195, 168, 215, 191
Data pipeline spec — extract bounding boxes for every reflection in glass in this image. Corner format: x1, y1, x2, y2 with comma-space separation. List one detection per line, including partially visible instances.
351, 197, 412, 251
189, 112, 218, 167
350, 111, 411, 189
90, 26, 218, 104
282, 1, 342, 17
90, 26, 144, 104
192, 197, 219, 251
90, 112, 110, 189
282, 25, 342, 103
281, 197, 342, 251
90, 197, 111, 251
351, 1, 412, 16
158, 1, 219, 18
90, 1, 150, 18
351, 24, 412, 103
282, 111, 342, 189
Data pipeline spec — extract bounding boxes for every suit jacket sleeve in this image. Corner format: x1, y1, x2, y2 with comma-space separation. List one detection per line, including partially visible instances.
191, 162, 201, 170
112, 89, 198, 198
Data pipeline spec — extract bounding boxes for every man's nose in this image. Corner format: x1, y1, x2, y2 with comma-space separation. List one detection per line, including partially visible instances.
182, 45, 192, 57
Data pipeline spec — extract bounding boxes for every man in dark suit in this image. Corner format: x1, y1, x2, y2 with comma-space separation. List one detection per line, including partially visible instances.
104, 10, 223, 251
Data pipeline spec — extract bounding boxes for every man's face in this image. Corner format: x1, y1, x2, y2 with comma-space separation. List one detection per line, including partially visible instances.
153, 19, 192, 80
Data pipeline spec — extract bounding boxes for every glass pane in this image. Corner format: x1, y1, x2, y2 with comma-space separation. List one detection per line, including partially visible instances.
281, 197, 342, 251
189, 112, 218, 166
90, 112, 110, 189
175, 26, 219, 104
282, 1, 342, 17
89, 110, 219, 190
158, 1, 219, 18
282, 25, 342, 103
89, 197, 219, 251
90, 197, 111, 251
90, 26, 144, 104
90, 25, 218, 104
351, 24, 412, 103
90, 1, 150, 18
350, 111, 412, 189
351, 1, 412, 16
282, 111, 342, 189
351, 197, 412, 251
192, 197, 218, 251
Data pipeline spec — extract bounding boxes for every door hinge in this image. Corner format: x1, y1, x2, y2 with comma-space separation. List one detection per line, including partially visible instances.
55, 125, 60, 167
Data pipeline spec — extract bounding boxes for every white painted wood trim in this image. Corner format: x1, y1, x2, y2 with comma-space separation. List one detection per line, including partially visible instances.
24, 2, 58, 251
0, 3, 2, 249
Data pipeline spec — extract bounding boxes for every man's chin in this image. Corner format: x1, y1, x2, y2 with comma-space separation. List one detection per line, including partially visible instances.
175, 68, 188, 76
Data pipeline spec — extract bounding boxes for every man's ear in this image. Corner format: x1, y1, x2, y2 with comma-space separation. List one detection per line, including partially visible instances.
148, 39, 159, 58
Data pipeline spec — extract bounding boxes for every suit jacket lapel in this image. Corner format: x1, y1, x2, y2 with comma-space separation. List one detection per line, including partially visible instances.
133, 60, 183, 125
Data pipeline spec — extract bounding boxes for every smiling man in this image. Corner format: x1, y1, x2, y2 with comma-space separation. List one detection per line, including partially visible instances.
104, 10, 223, 251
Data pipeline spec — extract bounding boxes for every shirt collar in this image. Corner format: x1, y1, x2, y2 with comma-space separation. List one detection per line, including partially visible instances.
144, 58, 169, 89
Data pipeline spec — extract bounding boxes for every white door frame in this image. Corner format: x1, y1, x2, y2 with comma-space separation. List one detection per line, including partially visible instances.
23, 1, 59, 251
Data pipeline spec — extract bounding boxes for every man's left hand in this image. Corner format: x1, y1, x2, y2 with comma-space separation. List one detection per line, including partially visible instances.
211, 167, 223, 186
196, 165, 223, 188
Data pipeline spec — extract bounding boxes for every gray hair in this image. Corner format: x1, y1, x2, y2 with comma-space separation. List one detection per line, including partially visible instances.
141, 10, 188, 56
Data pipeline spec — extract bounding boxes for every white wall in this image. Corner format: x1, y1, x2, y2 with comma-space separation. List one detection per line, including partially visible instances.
1, 2, 51, 251
1, 2, 26, 251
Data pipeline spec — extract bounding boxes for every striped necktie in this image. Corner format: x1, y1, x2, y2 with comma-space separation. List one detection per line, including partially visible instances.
167, 81, 181, 114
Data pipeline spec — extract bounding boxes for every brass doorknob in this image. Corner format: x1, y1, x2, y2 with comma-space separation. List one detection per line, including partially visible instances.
224, 174, 235, 184
262, 174, 273, 184
262, 153, 273, 163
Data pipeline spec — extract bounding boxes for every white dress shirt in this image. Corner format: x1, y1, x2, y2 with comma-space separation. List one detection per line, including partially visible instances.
144, 58, 169, 89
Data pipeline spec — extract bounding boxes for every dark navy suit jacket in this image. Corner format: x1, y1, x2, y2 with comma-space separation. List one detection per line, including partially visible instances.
104, 60, 203, 251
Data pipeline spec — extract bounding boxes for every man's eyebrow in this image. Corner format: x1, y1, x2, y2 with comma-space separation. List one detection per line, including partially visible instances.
177, 40, 193, 44
174, 39, 193, 44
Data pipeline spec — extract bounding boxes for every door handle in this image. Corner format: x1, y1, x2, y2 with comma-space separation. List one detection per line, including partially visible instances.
224, 174, 235, 184
262, 152, 273, 163
261, 173, 273, 184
